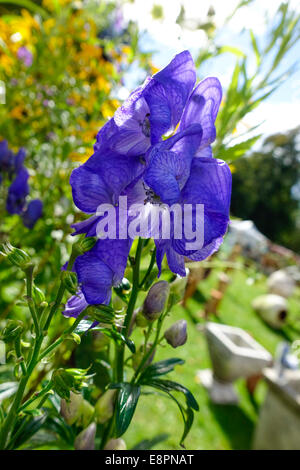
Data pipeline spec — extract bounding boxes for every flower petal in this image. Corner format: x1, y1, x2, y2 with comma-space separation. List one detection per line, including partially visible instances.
179, 77, 222, 153
22, 199, 43, 228
63, 290, 89, 318
144, 50, 196, 144
74, 250, 113, 305
172, 157, 231, 255
70, 152, 143, 213
6, 167, 29, 214
144, 149, 190, 205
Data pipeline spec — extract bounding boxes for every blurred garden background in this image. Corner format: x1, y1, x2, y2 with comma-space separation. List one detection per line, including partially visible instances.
0, 0, 300, 450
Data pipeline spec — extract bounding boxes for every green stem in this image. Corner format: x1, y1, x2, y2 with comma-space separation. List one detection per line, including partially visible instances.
42, 243, 79, 332
25, 265, 40, 336
0, 376, 28, 449
139, 248, 156, 289
131, 315, 164, 384
38, 310, 86, 362
43, 280, 65, 332
18, 381, 53, 413
0, 272, 83, 449
14, 337, 27, 376
115, 238, 144, 382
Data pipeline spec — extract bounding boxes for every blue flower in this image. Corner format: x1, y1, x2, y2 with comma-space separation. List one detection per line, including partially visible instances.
63, 290, 88, 319
0, 140, 42, 227
6, 167, 29, 215
22, 199, 43, 228
68, 51, 232, 306
0, 140, 14, 174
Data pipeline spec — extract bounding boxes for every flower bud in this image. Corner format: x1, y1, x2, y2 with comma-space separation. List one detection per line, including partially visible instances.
60, 391, 94, 427
0, 242, 31, 270
32, 285, 46, 306
52, 367, 92, 400
95, 389, 117, 424
104, 438, 127, 451
114, 278, 131, 300
169, 270, 189, 306
1, 320, 24, 343
112, 295, 126, 313
76, 236, 97, 255
135, 309, 148, 328
60, 391, 84, 425
62, 271, 78, 295
164, 320, 187, 348
74, 422, 96, 450
86, 304, 115, 325
142, 281, 170, 321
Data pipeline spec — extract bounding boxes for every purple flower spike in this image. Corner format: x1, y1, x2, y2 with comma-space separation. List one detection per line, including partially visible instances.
6, 167, 29, 215
68, 50, 232, 306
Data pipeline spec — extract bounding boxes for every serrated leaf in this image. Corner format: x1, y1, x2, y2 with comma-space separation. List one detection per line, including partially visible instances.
115, 383, 141, 437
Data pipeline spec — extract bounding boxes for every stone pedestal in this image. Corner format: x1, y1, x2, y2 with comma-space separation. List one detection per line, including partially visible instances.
253, 368, 300, 450
199, 323, 272, 404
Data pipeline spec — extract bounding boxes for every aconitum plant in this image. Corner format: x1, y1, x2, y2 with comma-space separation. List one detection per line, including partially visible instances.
0, 51, 231, 450
0, 141, 43, 228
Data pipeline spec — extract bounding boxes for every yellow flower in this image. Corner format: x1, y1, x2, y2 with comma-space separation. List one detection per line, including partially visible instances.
10, 105, 26, 120
0, 54, 13, 73
69, 150, 92, 163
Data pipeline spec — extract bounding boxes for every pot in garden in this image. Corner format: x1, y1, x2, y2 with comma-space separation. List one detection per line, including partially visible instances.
267, 269, 296, 298
252, 294, 288, 329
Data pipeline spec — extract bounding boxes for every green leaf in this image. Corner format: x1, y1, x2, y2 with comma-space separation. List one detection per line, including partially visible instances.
219, 135, 262, 162
217, 45, 246, 58
180, 407, 194, 448
10, 412, 48, 449
101, 328, 136, 353
115, 383, 141, 437
139, 358, 184, 383
73, 322, 135, 353
250, 30, 260, 66
0, 381, 17, 402
132, 433, 169, 450
144, 381, 192, 447
0, 0, 49, 18
150, 379, 199, 411
73, 320, 94, 334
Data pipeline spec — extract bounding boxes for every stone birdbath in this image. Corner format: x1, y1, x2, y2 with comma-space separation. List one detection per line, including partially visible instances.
197, 322, 272, 404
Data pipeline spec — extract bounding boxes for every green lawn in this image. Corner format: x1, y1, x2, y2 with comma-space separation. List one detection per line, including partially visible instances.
125, 266, 300, 450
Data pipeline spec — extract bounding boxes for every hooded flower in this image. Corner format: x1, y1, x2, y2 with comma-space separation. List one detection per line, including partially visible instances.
6, 166, 30, 215
0, 140, 42, 226
68, 51, 231, 307
22, 199, 43, 228
70, 50, 196, 219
